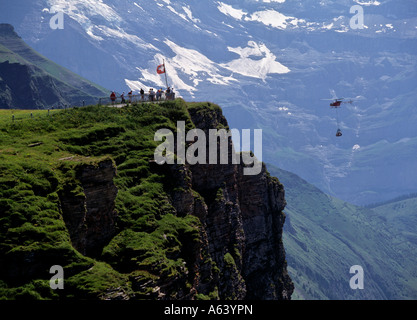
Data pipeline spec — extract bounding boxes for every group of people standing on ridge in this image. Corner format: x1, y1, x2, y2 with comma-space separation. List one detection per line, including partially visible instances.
109, 87, 175, 105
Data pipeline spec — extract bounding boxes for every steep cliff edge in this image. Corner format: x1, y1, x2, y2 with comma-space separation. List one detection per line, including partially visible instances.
183, 104, 293, 299
0, 100, 293, 300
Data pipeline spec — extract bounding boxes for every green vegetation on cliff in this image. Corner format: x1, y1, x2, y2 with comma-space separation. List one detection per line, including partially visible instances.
0, 99, 212, 299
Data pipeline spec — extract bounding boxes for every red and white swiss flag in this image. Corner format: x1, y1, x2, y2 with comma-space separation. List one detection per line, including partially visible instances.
157, 64, 165, 74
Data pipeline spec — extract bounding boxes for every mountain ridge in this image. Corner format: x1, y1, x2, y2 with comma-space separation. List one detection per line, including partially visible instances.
0, 23, 109, 109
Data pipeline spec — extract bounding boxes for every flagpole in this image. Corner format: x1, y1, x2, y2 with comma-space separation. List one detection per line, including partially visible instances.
163, 59, 169, 89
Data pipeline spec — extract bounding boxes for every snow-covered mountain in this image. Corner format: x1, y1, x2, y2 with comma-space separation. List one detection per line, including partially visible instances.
2, 0, 416, 204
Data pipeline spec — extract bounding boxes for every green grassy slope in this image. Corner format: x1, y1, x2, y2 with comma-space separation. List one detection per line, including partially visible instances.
267, 166, 417, 300
0, 100, 212, 299
0, 43, 21, 64
372, 197, 417, 245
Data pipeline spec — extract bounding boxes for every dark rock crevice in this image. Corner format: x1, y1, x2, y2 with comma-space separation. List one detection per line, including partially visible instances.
59, 159, 118, 258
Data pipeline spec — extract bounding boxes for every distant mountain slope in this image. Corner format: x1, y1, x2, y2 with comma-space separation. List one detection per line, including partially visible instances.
372, 196, 417, 244
267, 165, 417, 299
0, 24, 109, 109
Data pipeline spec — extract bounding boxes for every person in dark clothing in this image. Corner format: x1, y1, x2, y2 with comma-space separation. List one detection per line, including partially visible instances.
110, 91, 116, 105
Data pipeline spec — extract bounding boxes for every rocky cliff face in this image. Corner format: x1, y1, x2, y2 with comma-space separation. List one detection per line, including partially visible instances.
146, 104, 293, 299
60, 105, 294, 300
0, 101, 293, 300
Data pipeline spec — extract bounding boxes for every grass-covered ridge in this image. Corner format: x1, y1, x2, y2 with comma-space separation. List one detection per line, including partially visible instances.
0, 99, 215, 299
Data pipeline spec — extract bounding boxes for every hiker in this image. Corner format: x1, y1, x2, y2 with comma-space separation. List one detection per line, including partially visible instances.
128, 90, 133, 103
121, 92, 126, 103
140, 88, 145, 101
110, 91, 116, 105
149, 88, 155, 101
156, 89, 162, 101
